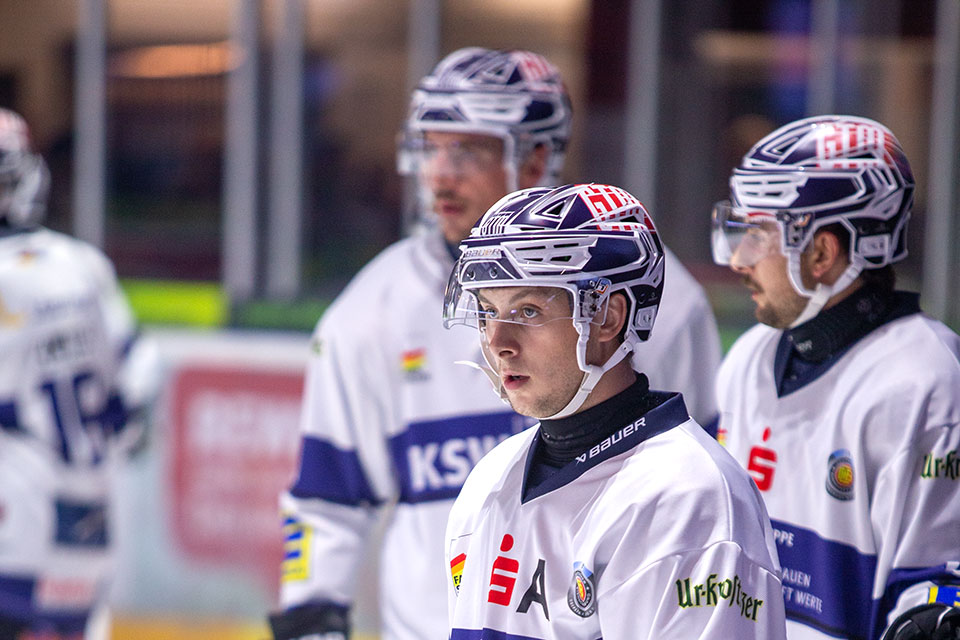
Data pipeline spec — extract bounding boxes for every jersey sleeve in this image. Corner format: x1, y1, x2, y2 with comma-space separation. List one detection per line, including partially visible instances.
78, 240, 161, 446
868, 381, 960, 636
596, 542, 787, 639
278, 303, 394, 612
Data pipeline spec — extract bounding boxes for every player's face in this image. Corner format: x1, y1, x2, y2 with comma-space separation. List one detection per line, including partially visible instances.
730, 241, 808, 329
476, 286, 586, 419
420, 131, 509, 246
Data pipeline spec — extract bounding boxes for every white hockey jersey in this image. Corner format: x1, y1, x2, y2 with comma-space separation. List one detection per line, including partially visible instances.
445, 394, 787, 639
633, 248, 722, 427
0, 227, 153, 630
717, 311, 960, 639
280, 229, 723, 640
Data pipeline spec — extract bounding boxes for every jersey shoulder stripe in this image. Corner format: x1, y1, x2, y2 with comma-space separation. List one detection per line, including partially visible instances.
289, 435, 380, 506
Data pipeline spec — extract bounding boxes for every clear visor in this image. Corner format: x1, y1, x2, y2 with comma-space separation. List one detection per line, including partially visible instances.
443, 266, 610, 332
402, 132, 505, 180
711, 200, 782, 268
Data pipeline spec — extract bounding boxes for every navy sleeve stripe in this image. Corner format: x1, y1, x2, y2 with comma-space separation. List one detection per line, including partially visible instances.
0, 401, 20, 432
772, 519, 875, 638
288, 436, 379, 506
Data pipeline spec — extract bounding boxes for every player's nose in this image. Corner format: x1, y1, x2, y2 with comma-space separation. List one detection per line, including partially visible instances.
729, 252, 753, 275
484, 320, 520, 356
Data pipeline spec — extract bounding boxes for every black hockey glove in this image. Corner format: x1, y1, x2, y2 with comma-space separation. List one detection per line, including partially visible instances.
268, 601, 350, 640
881, 603, 960, 640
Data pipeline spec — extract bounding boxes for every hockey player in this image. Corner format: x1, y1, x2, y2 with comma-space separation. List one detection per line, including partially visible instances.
270, 47, 721, 640
0, 108, 159, 638
711, 115, 960, 639
442, 183, 787, 639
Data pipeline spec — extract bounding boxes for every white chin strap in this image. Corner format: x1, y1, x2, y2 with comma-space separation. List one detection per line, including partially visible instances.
456, 322, 637, 420
787, 254, 863, 328
542, 322, 635, 420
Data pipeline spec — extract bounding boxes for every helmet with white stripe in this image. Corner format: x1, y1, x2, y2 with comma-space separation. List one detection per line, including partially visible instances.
444, 183, 663, 418
399, 47, 572, 191
712, 115, 914, 325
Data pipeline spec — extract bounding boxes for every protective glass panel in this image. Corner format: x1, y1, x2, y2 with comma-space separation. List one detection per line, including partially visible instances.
402, 132, 504, 180
711, 200, 781, 268
443, 273, 608, 332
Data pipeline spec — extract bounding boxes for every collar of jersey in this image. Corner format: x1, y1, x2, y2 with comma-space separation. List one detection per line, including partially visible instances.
774, 288, 920, 397
519, 391, 688, 504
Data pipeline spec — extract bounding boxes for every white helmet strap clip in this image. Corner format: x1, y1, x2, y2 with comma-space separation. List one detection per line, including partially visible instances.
787, 253, 863, 328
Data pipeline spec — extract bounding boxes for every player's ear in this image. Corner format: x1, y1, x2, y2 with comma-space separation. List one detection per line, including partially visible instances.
806, 229, 847, 283
596, 293, 628, 344
517, 144, 548, 188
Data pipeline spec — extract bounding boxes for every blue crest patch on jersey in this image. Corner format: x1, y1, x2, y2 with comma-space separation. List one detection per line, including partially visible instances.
567, 561, 596, 618
826, 449, 855, 501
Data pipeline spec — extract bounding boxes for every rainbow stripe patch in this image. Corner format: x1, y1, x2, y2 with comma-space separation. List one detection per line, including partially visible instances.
402, 348, 426, 372
450, 553, 466, 593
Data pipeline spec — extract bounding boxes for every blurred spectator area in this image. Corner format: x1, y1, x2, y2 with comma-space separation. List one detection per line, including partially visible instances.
1, 1, 945, 339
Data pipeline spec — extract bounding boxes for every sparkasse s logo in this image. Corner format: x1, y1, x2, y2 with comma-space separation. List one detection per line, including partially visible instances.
747, 427, 777, 491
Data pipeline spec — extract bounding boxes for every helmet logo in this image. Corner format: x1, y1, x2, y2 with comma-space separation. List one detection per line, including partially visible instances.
816, 122, 885, 166
578, 184, 642, 224
462, 247, 503, 259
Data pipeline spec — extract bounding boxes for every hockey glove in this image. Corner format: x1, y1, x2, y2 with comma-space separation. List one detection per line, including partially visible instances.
881, 603, 960, 640
268, 601, 350, 640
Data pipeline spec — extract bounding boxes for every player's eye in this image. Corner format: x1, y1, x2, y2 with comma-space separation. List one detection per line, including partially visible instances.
519, 306, 540, 321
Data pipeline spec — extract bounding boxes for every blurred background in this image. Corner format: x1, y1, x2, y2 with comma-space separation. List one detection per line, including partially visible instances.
1, 0, 957, 637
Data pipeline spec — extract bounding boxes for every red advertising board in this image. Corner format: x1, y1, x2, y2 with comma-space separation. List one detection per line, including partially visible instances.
169, 365, 304, 589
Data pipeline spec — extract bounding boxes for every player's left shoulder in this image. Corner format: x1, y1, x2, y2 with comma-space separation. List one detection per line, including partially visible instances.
612, 419, 756, 515
598, 420, 777, 566
856, 312, 960, 388
41, 228, 118, 281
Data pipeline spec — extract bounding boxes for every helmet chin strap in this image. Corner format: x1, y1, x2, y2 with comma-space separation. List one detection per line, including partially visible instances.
540, 323, 634, 420
456, 321, 637, 421
786, 252, 863, 328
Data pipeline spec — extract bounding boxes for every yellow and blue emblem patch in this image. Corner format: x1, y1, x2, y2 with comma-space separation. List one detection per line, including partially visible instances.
280, 515, 312, 583
929, 585, 960, 606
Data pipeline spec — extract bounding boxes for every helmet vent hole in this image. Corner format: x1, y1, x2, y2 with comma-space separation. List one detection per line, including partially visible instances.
541, 203, 564, 218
